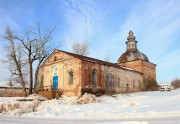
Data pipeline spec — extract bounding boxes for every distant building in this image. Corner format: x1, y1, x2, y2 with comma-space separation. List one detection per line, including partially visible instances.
37, 31, 156, 98
160, 84, 173, 91
0, 81, 29, 97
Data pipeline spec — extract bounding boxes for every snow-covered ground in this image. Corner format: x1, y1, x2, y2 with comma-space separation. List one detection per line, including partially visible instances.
0, 89, 180, 123
0, 116, 179, 124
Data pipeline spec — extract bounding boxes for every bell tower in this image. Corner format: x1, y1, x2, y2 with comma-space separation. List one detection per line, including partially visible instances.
118, 31, 157, 84
126, 30, 138, 51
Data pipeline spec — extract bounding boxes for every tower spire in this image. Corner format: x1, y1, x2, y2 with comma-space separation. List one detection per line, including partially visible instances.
126, 30, 138, 51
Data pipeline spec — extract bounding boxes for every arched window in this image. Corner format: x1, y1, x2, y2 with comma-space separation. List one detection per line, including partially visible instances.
139, 80, 141, 89
118, 77, 120, 87
92, 69, 96, 85
133, 79, 135, 88
54, 67, 58, 75
126, 84, 129, 92
106, 74, 110, 88
132, 44, 134, 48
54, 56, 57, 61
69, 71, 73, 85
40, 74, 44, 87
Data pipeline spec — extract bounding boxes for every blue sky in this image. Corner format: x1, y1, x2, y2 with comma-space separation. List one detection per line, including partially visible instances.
0, 0, 180, 83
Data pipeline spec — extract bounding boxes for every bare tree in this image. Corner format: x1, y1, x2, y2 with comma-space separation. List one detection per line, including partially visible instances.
1, 24, 58, 95
9, 76, 22, 84
13, 29, 38, 94
71, 41, 89, 56
13, 25, 57, 94
171, 78, 180, 89
33, 25, 56, 93
1, 27, 27, 96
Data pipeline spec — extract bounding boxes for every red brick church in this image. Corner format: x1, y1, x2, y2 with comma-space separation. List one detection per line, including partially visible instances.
37, 31, 156, 98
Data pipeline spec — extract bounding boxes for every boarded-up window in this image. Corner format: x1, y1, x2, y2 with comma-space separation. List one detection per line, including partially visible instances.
92, 69, 96, 85
54, 56, 57, 61
69, 71, 73, 85
106, 74, 110, 88
133, 79, 135, 88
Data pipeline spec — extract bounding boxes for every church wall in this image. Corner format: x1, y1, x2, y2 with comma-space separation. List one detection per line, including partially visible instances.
142, 61, 156, 79
102, 66, 144, 92
82, 61, 144, 93
38, 50, 82, 96
118, 60, 143, 73
82, 61, 102, 87
37, 50, 145, 97
118, 60, 156, 81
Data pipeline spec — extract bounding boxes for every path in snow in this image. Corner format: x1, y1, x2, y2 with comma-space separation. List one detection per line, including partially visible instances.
0, 116, 179, 124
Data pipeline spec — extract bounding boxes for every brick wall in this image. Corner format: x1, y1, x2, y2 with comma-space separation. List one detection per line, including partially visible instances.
38, 50, 145, 97
0, 87, 29, 97
82, 61, 144, 93
38, 50, 82, 96
119, 60, 156, 81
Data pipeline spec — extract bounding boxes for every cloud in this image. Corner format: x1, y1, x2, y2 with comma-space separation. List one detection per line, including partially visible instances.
0, 8, 20, 82
0, 8, 20, 34
0, 62, 10, 82
117, 0, 180, 82
157, 49, 180, 70
57, 0, 104, 51
0, 48, 10, 82
118, 0, 180, 58
1, 0, 178, 83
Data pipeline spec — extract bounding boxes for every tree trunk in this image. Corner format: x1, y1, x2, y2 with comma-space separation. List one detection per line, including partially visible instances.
33, 66, 39, 93
33, 57, 45, 93
13, 49, 27, 97
17, 64, 27, 97
19, 75, 27, 97
29, 61, 33, 95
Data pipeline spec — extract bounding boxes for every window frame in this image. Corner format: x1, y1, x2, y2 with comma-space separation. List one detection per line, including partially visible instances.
69, 71, 73, 85
54, 67, 58, 75
106, 74, 110, 88
91, 69, 96, 85
133, 79, 135, 88
139, 80, 141, 89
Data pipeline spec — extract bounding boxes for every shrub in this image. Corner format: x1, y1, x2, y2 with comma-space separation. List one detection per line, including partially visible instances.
171, 78, 180, 89
144, 78, 159, 91
81, 85, 105, 96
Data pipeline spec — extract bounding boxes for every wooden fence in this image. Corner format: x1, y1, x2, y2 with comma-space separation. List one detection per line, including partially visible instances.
38, 85, 62, 99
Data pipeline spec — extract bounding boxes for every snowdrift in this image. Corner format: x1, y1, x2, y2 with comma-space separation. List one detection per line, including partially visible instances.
0, 89, 180, 119
63, 93, 101, 104
26, 94, 48, 101
0, 94, 47, 115
0, 100, 40, 116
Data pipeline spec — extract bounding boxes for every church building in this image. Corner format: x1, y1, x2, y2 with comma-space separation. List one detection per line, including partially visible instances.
37, 31, 156, 97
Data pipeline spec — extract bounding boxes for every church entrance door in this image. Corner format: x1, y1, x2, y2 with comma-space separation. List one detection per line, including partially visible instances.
53, 76, 58, 90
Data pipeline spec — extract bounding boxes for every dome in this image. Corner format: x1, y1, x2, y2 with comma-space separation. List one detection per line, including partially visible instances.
118, 50, 149, 63
118, 31, 149, 63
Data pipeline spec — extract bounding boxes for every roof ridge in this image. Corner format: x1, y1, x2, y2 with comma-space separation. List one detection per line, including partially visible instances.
57, 50, 142, 74
57, 49, 114, 65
